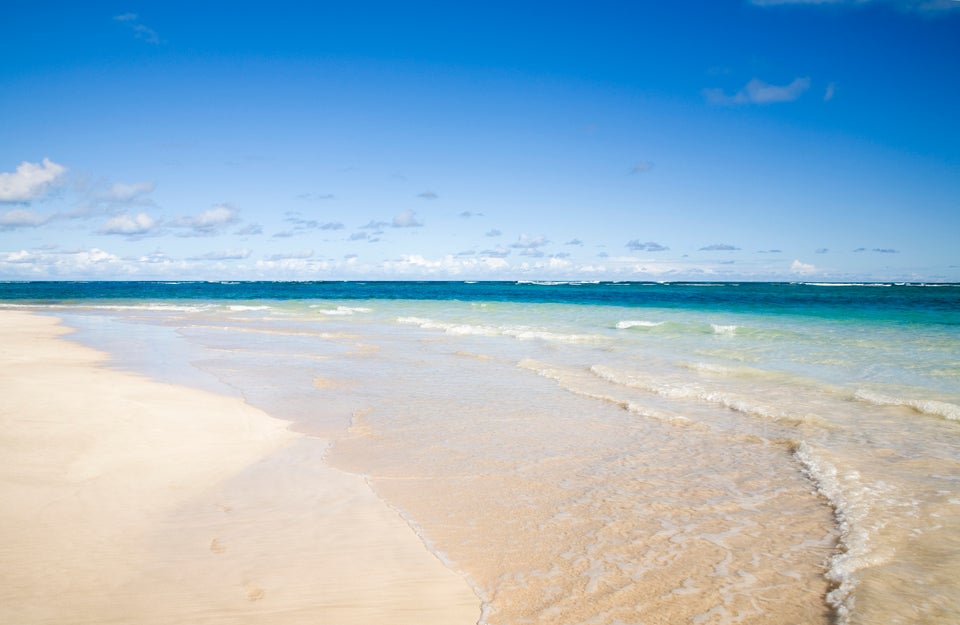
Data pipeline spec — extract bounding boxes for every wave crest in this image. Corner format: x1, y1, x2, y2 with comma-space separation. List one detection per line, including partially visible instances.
853, 390, 960, 421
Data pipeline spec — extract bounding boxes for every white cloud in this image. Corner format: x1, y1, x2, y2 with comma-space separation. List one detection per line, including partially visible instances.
480, 248, 511, 258
278, 213, 345, 236
0, 240, 925, 281
99, 212, 158, 236
138, 250, 174, 264
0, 247, 127, 278
98, 181, 155, 203
824, 82, 837, 101
235, 223, 264, 236
113, 13, 161, 44
3, 250, 35, 264
0, 158, 68, 203
791, 259, 817, 274
700, 243, 741, 251
626, 240, 670, 252
853, 246, 901, 253
629, 162, 655, 175
510, 234, 549, 249
297, 192, 335, 201
360, 220, 389, 231
381, 254, 511, 276
189, 249, 252, 261
68, 179, 157, 220
418, 191, 439, 200
254, 256, 326, 275
173, 204, 241, 236
64, 248, 125, 271
485, 228, 502, 237
704, 77, 811, 105
0, 209, 49, 230
266, 250, 314, 261
392, 209, 423, 228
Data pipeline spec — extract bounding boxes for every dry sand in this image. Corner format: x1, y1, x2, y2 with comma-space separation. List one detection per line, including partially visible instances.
0, 311, 478, 624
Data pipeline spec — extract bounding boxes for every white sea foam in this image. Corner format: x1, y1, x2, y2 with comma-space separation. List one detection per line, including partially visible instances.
615, 320, 664, 329
44, 303, 216, 313
853, 389, 960, 421
615, 320, 745, 336
397, 316, 498, 336
311, 305, 373, 316
516, 280, 599, 286
793, 442, 896, 625
589, 365, 825, 426
0, 302, 208, 314
801, 282, 893, 287
507, 329, 601, 342
711, 324, 739, 335
397, 316, 604, 343
684, 361, 813, 384
227, 305, 272, 312
518, 359, 690, 425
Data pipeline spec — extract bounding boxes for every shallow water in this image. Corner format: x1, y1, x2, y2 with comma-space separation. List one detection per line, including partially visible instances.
5, 282, 959, 624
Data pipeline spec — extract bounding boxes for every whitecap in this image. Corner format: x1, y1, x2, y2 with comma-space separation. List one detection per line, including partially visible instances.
711, 324, 738, 335
397, 316, 603, 343
616, 320, 664, 329
853, 389, 960, 421
312, 305, 373, 316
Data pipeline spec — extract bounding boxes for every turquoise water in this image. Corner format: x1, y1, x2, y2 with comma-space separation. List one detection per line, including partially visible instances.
3, 281, 959, 624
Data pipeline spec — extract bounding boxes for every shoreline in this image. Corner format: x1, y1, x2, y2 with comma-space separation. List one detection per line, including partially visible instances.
0, 310, 478, 624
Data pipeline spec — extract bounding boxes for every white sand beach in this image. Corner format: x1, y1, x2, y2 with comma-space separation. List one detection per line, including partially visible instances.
0, 311, 478, 624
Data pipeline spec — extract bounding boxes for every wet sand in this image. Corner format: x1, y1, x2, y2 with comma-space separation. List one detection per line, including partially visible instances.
0, 311, 478, 624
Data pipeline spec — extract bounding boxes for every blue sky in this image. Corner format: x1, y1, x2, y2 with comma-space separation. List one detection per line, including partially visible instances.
2, 0, 958, 281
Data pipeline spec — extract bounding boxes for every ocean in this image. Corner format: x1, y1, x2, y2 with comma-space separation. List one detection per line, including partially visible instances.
3, 281, 958, 624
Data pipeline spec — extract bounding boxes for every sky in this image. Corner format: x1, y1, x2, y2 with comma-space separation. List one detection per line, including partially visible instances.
2, 0, 958, 282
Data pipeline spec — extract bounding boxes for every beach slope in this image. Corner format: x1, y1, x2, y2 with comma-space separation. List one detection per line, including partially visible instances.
0, 311, 477, 624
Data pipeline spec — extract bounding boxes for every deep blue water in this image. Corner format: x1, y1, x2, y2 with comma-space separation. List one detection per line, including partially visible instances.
2, 281, 958, 324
